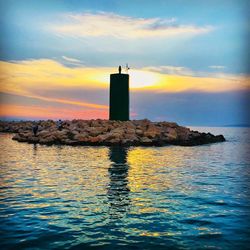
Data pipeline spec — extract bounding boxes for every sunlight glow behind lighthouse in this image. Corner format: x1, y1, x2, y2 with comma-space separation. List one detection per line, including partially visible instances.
129, 70, 161, 88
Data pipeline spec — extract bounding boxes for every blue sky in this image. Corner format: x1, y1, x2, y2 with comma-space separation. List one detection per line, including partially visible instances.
0, 0, 249, 125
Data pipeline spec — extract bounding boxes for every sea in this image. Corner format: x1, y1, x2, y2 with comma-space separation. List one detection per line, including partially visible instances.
0, 127, 250, 250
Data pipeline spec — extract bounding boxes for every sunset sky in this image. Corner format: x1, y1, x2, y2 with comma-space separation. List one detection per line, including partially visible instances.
0, 0, 249, 125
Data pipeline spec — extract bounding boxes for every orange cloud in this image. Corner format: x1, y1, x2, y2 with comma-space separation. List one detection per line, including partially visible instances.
0, 59, 110, 110
143, 73, 250, 93
29, 96, 108, 110
0, 104, 108, 120
0, 58, 249, 119
1, 59, 248, 95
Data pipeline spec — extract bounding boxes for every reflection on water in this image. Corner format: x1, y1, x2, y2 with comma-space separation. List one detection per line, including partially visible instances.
0, 127, 250, 249
108, 147, 130, 219
33, 143, 38, 154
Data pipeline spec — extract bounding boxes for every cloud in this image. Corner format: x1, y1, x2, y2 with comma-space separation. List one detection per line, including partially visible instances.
143, 66, 194, 76
50, 12, 214, 39
143, 65, 247, 82
62, 56, 82, 63
209, 65, 226, 70
1, 59, 248, 96
0, 59, 110, 110
0, 104, 108, 120
0, 58, 249, 120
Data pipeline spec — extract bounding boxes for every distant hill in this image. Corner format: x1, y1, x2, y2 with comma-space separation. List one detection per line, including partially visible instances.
223, 124, 250, 127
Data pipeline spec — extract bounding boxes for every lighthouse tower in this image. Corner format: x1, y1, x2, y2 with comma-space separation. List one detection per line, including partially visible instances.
109, 66, 129, 121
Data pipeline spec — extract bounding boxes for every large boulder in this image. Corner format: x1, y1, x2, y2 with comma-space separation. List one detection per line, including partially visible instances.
140, 137, 153, 145
164, 127, 178, 141
143, 124, 161, 139
39, 135, 56, 144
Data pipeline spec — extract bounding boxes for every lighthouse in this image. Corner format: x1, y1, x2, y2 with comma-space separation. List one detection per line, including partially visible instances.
109, 66, 129, 121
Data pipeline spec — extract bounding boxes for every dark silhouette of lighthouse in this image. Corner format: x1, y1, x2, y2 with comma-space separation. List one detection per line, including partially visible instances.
109, 66, 129, 121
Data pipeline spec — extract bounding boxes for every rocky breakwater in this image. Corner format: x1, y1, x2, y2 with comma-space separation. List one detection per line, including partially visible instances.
2, 119, 226, 146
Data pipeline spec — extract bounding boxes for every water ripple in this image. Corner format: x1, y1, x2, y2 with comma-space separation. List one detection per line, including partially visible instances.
0, 128, 250, 249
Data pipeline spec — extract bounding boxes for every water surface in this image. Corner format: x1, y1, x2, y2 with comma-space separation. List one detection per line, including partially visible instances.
0, 127, 250, 249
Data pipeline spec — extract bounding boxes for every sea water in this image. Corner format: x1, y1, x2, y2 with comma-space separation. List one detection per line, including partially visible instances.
0, 127, 249, 249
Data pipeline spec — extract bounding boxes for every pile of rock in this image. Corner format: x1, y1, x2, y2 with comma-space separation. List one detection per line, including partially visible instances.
0, 121, 35, 133
0, 119, 225, 146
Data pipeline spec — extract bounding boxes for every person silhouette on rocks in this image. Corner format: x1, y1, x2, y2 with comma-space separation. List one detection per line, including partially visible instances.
56, 119, 63, 131
32, 124, 38, 136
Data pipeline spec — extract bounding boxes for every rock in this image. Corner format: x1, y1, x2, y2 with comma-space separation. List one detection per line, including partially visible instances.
38, 130, 50, 138
90, 120, 100, 127
123, 134, 138, 142
112, 127, 125, 134
27, 136, 39, 143
135, 129, 143, 136
61, 139, 77, 145
144, 129, 160, 139
143, 124, 161, 138
216, 135, 225, 141
0, 119, 225, 147
164, 127, 178, 141
12, 134, 23, 141
39, 135, 56, 144
140, 137, 153, 145
109, 138, 121, 145
100, 132, 115, 141
74, 133, 88, 141
89, 136, 101, 143
87, 127, 104, 136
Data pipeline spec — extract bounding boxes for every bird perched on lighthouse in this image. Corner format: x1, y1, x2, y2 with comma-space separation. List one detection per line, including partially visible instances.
126, 63, 130, 74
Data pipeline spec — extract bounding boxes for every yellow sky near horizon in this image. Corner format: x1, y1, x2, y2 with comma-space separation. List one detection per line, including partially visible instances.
0, 59, 249, 119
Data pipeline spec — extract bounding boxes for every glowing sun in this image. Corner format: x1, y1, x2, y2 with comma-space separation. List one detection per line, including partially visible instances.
129, 70, 160, 88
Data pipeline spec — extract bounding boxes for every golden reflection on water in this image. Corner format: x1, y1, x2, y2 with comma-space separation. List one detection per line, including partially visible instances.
127, 147, 179, 193
107, 147, 130, 219
0, 137, 211, 219
140, 231, 179, 237
1, 131, 249, 248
